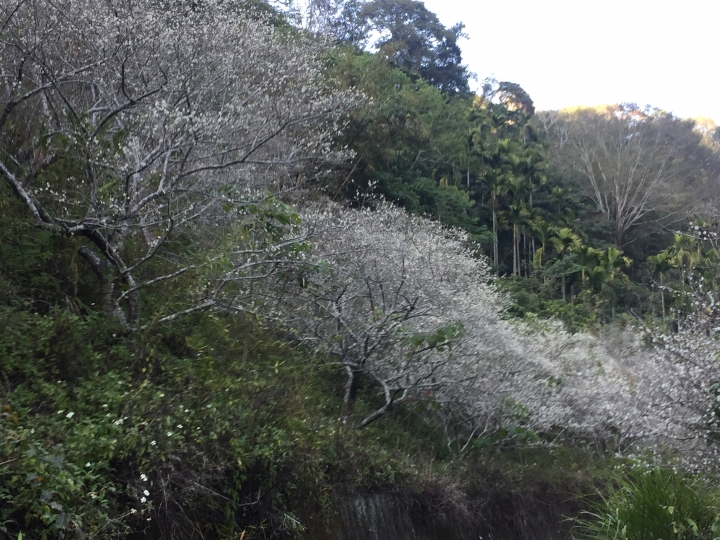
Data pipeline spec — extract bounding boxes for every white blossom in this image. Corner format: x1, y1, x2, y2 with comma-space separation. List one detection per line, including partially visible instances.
0, 0, 359, 328
263, 202, 719, 463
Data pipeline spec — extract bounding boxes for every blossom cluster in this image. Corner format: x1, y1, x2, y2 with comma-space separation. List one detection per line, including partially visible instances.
263, 202, 720, 465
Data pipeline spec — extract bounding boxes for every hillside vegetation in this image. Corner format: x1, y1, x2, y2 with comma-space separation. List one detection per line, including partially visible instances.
3, 0, 720, 538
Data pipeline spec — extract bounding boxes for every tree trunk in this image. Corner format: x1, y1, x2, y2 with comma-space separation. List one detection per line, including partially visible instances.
493, 207, 498, 275
660, 275, 666, 321
513, 225, 517, 276
532, 237, 536, 263
615, 226, 625, 249
78, 245, 137, 326
356, 383, 402, 429
343, 365, 360, 416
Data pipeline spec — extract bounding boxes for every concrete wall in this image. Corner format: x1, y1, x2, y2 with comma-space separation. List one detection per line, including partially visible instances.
305, 489, 581, 540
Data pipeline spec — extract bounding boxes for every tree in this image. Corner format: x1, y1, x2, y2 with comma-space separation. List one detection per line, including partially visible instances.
480, 79, 536, 135
327, 51, 483, 231
507, 202, 528, 276
551, 228, 582, 301
301, 0, 367, 43
263, 203, 637, 451
648, 252, 671, 320
357, 0, 470, 94
479, 138, 520, 274
531, 218, 554, 268
265, 203, 497, 428
298, 0, 470, 93
663, 233, 703, 282
540, 105, 716, 247
0, 0, 356, 327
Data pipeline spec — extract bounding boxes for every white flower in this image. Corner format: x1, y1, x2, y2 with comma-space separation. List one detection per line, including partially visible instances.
57, 410, 65, 415
130, 508, 137, 514
166, 431, 173, 437
150, 440, 156, 446
140, 496, 146, 503
66, 412, 75, 419
86, 462, 92, 467
176, 424, 183, 429
143, 490, 150, 496
140, 473, 148, 481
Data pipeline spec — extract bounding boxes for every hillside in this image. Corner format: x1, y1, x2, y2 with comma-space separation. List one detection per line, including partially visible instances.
2, 1, 720, 538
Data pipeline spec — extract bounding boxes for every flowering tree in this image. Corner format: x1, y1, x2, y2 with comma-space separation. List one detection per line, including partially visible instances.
266, 204, 486, 427
264, 204, 627, 441
0, 0, 356, 327
260, 204, 719, 467
628, 222, 720, 466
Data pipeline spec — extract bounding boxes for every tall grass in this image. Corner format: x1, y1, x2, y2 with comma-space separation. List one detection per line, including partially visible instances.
574, 468, 720, 540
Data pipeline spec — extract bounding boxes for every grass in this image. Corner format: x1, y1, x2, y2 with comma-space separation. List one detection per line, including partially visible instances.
573, 468, 720, 540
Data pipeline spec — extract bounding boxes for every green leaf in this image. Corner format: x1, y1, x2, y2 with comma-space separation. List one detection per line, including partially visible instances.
97, 180, 117, 193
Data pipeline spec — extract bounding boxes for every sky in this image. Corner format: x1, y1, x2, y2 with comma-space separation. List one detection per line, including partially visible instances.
420, 0, 720, 123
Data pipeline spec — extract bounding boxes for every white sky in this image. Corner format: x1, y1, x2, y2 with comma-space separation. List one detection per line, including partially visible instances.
420, 0, 720, 123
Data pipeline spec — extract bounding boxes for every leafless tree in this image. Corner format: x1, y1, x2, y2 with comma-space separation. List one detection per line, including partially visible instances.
540, 105, 717, 247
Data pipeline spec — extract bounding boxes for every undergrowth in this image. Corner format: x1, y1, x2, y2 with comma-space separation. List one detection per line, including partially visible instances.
573, 468, 720, 540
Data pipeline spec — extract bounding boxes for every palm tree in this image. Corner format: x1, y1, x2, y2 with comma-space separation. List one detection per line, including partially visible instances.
549, 186, 568, 214
531, 219, 554, 269
663, 234, 702, 283
556, 208, 588, 242
570, 246, 629, 318
601, 247, 632, 281
573, 245, 601, 286
551, 228, 582, 301
486, 172, 508, 275
588, 247, 632, 318
522, 206, 543, 273
507, 202, 530, 276
648, 252, 671, 320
